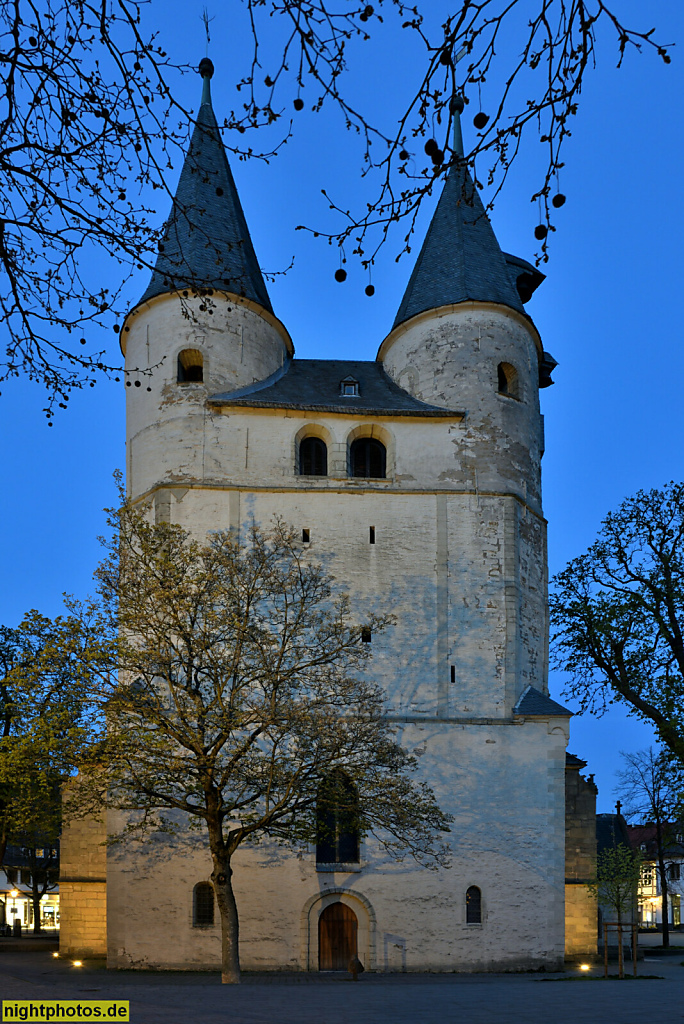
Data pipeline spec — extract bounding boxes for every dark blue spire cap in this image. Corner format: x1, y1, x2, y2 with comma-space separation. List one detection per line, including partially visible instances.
137, 59, 273, 313
392, 158, 543, 330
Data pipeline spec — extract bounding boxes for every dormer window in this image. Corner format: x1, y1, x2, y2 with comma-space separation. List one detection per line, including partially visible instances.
340, 376, 359, 398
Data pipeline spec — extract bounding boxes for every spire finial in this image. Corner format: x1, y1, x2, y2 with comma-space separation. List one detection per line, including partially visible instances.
199, 57, 214, 106
450, 93, 465, 159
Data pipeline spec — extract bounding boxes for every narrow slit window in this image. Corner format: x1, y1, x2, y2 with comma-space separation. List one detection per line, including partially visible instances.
369, 526, 376, 544
361, 627, 372, 643
450, 665, 456, 684
302, 528, 310, 543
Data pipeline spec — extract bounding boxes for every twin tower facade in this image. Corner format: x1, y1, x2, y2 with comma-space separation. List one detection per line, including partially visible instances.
109, 60, 570, 971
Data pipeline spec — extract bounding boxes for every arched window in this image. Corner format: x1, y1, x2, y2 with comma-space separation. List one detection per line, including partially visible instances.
497, 362, 519, 399
193, 881, 215, 927
299, 436, 328, 476
350, 438, 386, 479
316, 770, 360, 865
178, 349, 204, 383
466, 886, 482, 924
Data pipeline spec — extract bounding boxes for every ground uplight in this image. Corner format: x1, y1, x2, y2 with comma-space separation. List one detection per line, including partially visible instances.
72, 960, 83, 967
579, 963, 591, 971
52, 952, 59, 958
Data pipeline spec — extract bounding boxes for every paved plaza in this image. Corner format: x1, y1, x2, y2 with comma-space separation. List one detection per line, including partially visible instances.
2, 953, 684, 1024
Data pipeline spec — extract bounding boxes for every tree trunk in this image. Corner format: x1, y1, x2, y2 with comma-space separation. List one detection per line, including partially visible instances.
211, 855, 240, 984
617, 904, 624, 979
31, 887, 42, 934
656, 819, 670, 948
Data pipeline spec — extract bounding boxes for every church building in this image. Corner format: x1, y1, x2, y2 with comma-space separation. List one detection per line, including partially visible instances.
61, 58, 576, 972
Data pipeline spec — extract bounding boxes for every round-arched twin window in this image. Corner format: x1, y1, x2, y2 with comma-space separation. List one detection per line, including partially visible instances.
299, 437, 328, 476
350, 438, 386, 479
297, 434, 388, 479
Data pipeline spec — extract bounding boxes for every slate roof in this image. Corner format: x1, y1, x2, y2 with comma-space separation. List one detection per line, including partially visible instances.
137, 62, 272, 312
513, 686, 570, 717
597, 813, 632, 854
392, 158, 544, 330
627, 823, 684, 858
209, 359, 464, 418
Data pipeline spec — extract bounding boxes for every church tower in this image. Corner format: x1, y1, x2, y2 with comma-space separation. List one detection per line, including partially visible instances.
107, 66, 571, 974
121, 58, 292, 502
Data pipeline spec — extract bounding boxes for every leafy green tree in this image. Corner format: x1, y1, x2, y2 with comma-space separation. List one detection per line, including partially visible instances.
4, 756, 61, 933
550, 482, 684, 765
85, 497, 452, 984
588, 844, 642, 978
0, 611, 101, 912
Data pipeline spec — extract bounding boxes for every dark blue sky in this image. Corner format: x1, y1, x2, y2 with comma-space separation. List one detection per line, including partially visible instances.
1, 1, 682, 812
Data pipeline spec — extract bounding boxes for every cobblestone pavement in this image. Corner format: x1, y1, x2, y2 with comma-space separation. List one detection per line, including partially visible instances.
2, 953, 683, 1024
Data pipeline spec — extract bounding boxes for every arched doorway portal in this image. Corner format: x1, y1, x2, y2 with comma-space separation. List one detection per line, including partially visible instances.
318, 902, 358, 971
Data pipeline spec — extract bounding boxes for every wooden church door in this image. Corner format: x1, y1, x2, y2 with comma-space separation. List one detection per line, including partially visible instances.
318, 902, 358, 971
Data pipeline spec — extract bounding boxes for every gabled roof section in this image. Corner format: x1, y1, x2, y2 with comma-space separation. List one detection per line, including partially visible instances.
513, 686, 570, 718
137, 59, 272, 313
209, 359, 464, 418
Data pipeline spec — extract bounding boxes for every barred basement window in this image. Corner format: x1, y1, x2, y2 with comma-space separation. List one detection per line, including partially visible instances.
466, 886, 482, 924
178, 348, 204, 383
193, 882, 215, 927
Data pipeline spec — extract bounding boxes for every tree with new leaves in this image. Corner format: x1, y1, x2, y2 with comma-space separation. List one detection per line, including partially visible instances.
550, 482, 684, 766
84, 495, 451, 984
616, 747, 684, 949
588, 843, 642, 978
0, 613, 100, 930
0, 1, 671, 406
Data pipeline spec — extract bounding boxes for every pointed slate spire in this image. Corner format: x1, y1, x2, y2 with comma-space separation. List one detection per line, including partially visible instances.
138, 58, 273, 313
392, 97, 530, 330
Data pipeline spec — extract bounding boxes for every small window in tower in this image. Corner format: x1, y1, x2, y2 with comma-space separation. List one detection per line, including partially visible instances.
340, 376, 360, 397
299, 437, 328, 476
178, 349, 204, 383
361, 627, 372, 643
369, 526, 376, 544
466, 886, 482, 924
450, 665, 456, 684
302, 528, 310, 544
193, 881, 215, 927
497, 362, 519, 399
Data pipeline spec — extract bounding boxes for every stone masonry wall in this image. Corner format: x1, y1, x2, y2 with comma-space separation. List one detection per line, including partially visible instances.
564, 763, 598, 958
60, 789, 107, 957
